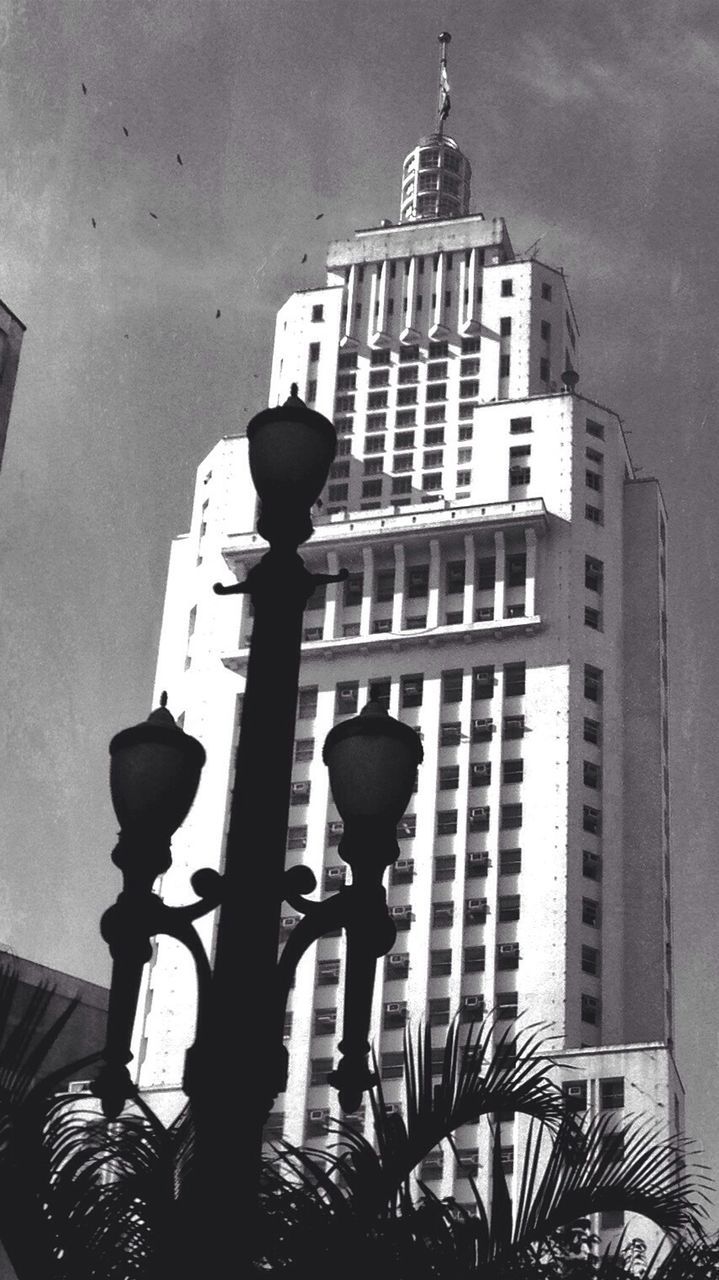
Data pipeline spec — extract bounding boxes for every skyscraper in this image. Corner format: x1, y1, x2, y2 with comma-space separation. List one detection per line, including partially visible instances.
134, 46, 682, 1229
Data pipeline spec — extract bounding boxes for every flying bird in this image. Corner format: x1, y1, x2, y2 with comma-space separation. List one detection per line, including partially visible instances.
177, 153, 183, 165
123, 333, 129, 339
216, 309, 221, 319
122, 126, 129, 137
91, 217, 96, 228
149, 211, 158, 219
81, 82, 87, 95
315, 213, 324, 220
301, 253, 307, 263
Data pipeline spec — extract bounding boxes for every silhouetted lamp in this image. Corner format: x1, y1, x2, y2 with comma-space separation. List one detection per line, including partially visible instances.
247, 384, 337, 546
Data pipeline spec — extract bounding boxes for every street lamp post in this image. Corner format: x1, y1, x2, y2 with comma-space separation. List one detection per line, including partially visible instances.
93, 389, 423, 1275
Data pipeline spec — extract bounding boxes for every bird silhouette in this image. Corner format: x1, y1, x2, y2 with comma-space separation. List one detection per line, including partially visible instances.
122, 126, 129, 137
177, 153, 183, 165
123, 334, 129, 339
315, 213, 324, 220
149, 211, 158, 219
216, 309, 221, 319
81, 82, 87, 95
91, 217, 96, 228
301, 253, 307, 263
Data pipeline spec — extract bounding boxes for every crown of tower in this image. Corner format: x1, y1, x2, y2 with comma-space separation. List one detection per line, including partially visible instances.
398, 32, 472, 224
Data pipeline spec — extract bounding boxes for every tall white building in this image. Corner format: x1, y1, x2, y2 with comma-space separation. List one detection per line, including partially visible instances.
134, 114, 683, 1229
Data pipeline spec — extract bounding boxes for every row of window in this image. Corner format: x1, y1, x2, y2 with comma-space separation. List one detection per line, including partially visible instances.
296, 665, 525, 721
311, 556, 527, 610
307, 987, 601, 1036
302, 599, 530, 639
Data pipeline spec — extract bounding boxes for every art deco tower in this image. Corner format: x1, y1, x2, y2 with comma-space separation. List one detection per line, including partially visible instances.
134, 38, 682, 1227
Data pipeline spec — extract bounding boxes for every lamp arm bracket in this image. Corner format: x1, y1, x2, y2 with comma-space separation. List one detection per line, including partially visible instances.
213, 580, 250, 596
309, 567, 349, 586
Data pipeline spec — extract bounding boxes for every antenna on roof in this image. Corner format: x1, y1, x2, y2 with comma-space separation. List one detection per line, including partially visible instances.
437, 31, 451, 135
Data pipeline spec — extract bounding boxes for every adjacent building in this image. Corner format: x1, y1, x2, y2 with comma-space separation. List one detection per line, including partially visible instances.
133, 116, 683, 1234
0, 300, 25, 480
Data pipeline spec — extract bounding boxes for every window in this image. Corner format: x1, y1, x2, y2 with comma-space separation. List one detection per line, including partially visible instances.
458, 447, 473, 464
426, 406, 446, 424
337, 439, 351, 456
601, 1210, 625, 1230
501, 804, 522, 830
310, 1056, 332, 1086
501, 279, 513, 296
369, 368, 389, 387
583, 850, 601, 881
424, 427, 445, 445
287, 826, 307, 851
475, 606, 494, 622
541, 282, 552, 301
392, 476, 412, 495
369, 678, 391, 709
366, 413, 386, 433
586, 446, 603, 464
437, 809, 458, 836
426, 383, 447, 402
343, 573, 363, 607
398, 365, 418, 385
586, 469, 602, 492
503, 715, 525, 739
397, 387, 417, 406
497, 941, 520, 970
298, 686, 318, 719
504, 663, 526, 696
562, 1080, 588, 1110
499, 316, 513, 338
465, 898, 488, 923
600, 1078, 625, 1110
381, 1051, 404, 1080
422, 473, 442, 492
434, 854, 456, 882
470, 762, 492, 786
336, 373, 356, 391
499, 354, 510, 378
430, 949, 452, 977
433, 901, 454, 928
429, 997, 451, 1026
585, 556, 603, 593
581, 994, 599, 1025
397, 675, 423, 712
311, 304, 324, 322
462, 358, 480, 376
314, 1007, 337, 1035
584, 665, 602, 702
499, 848, 522, 875
583, 760, 601, 789
467, 850, 489, 877
328, 483, 348, 502
498, 894, 520, 922
583, 805, 601, 834
502, 759, 524, 784
385, 952, 409, 979
468, 806, 490, 832
323, 865, 346, 892
338, 350, 358, 369
506, 552, 526, 587
457, 470, 472, 488
585, 504, 603, 525
540, 320, 551, 341
582, 897, 600, 927
369, 348, 389, 368
336, 682, 359, 715
295, 738, 314, 762
399, 343, 420, 362
423, 450, 443, 470
586, 419, 605, 440
327, 820, 344, 846
442, 669, 464, 703
375, 569, 395, 602
439, 765, 460, 791
509, 466, 530, 487
362, 479, 382, 499
584, 606, 601, 630
291, 780, 311, 805
405, 566, 428, 599
476, 558, 496, 591
509, 417, 532, 434
539, 357, 550, 383
368, 391, 388, 410
330, 460, 350, 480
581, 944, 599, 976
509, 445, 531, 461
497, 992, 518, 1021
383, 1000, 408, 1029
395, 431, 415, 450
427, 360, 448, 380
364, 458, 383, 476
500, 1146, 514, 1174
464, 945, 485, 972
460, 380, 479, 399
446, 561, 465, 594
396, 814, 416, 840
440, 722, 462, 747
473, 665, 495, 698
600, 1131, 625, 1164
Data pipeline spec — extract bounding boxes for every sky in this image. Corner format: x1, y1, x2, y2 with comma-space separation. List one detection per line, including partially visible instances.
1, 0, 719, 1218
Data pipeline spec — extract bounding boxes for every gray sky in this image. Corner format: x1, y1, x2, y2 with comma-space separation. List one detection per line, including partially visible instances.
1, 0, 718, 1220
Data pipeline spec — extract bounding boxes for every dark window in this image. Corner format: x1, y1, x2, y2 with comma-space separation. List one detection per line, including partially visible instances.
497, 992, 518, 1021
396, 814, 416, 840
583, 849, 601, 881
600, 1078, 625, 1110
328, 483, 349, 501
433, 901, 454, 928
429, 997, 451, 1026
364, 458, 383, 476
311, 304, 324, 322
442, 669, 464, 703
287, 827, 307, 851
375, 569, 395, 602
501, 804, 522, 830
310, 1057, 332, 1085
586, 419, 605, 440
401, 675, 423, 708
541, 282, 552, 301
336, 682, 359, 715
439, 765, 460, 791
504, 715, 525, 739
498, 894, 520, 922
583, 760, 601, 789
540, 320, 551, 341
473, 665, 495, 699
362, 479, 382, 499
383, 1000, 408, 1029
583, 805, 601, 834
407, 565, 429, 597
585, 504, 603, 525
499, 848, 522, 875
581, 994, 600, 1025
510, 417, 532, 435
422, 473, 442, 492
392, 476, 412, 495
368, 391, 388, 409
470, 761, 492, 787
314, 1008, 337, 1035
399, 343, 420, 362
509, 466, 530, 487
381, 1051, 404, 1080
497, 941, 520, 970
582, 897, 600, 927
504, 663, 526, 696
468, 806, 490, 832
584, 665, 602, 702
501, 279, 513, 296
502, 759, 524, 784
424, 427, 445, 445
500, 316, 512, 337
437, 810, 458, 836
430, 949, 452, 977
440, 721, 462, 746
338, 350, 358, 369
581, 944, 599, 976
499, 354, 510, 378
297, 686, 318, 719
434, 854, 456, 882
539, 357, 550, 382
584, 717, 600, 745
464, 945, 485, 972
385, 952, 409, 979
291, 780, 311, 805
295, 738, 314, 762
447, 561, 465, 594
586, 470, 602, 492
563, 1080, 588, 1110
506, 552, 526, 587
344, 573, 363, 606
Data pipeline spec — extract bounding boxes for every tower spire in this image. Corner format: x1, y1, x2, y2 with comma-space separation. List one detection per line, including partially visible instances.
437, 31, 451, 135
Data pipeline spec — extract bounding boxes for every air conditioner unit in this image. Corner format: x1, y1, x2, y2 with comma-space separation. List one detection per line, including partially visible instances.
473, 718, 494, 731
468, 898, 488, 911
281, 916, 298, 929
468, 851, 489, 865
423, 1153, 443, 1168
469, 807, 489, 821
292, 781, 310, 795
317, 1014, 336, 1025
66, 1080, 91, 1095
385, 1002, 403, 1015
327, 866, 345, 879
391, 905, 411, 919
340, 688, 356, 700
499, 943, 519, 956
395, 858, 414, 872
463, 995, 483, 1009
404, 681, 421, 695
329, 821, 344, 835
385, 1103, 402, 1116
389, 954, 407, 966
309, 1108, 329, 1122
566, 1084, 585, 1099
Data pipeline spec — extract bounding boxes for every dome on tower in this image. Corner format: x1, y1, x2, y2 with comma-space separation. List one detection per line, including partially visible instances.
399, 132, 472, 223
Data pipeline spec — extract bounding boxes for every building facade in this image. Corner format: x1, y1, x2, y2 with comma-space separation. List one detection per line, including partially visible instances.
133, 127, 683, 1231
